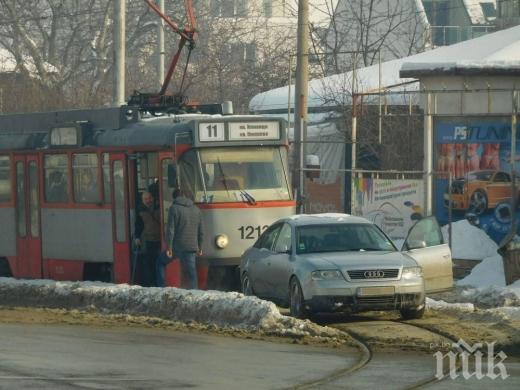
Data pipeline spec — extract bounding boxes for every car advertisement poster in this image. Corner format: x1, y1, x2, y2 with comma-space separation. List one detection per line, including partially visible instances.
434, 116, 520, 244
353, 178, 424, 243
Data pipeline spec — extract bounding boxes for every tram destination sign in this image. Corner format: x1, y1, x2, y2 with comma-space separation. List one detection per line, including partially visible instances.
198, 121, 280, 143
228, 122, 280, 141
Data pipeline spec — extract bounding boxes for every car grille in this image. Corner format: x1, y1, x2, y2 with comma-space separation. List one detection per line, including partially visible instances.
449, 180, 465, 194
347, 269, 399, 280
355, 294, 420, 308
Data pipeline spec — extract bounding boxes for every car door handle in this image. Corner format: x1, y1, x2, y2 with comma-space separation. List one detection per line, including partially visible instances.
443, 254, 451, 259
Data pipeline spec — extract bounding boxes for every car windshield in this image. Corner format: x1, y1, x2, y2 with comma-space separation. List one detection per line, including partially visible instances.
467, 171, 493, 181
296, 223, 396, 254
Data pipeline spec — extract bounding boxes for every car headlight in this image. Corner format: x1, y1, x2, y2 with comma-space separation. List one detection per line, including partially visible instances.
311, 270, 343, 280
402, 266, 422, 279
215, 234, 229, 249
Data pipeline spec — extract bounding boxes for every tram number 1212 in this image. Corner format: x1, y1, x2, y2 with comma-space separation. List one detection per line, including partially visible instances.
238, 225, 269, 240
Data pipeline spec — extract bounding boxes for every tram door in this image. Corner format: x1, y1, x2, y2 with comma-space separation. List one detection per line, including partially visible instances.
13, 154, 42, 278
110, 153, 131, 283
158, 152, 181, 286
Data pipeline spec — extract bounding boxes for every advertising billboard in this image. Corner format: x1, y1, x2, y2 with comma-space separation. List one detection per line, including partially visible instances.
354, 178, 424, 243
434, 116, 520, 244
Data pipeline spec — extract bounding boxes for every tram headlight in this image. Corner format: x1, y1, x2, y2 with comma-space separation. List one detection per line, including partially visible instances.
215, 234, 229, 249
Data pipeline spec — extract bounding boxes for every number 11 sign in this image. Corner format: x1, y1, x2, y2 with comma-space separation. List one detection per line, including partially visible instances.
199, 123, 225, 141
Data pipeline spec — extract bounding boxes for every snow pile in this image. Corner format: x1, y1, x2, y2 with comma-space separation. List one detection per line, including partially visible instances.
457, 254, 505, 287
453, 246, 520, 307
0, 278, 342, 339
442, 220, 498, 260
425, 297, 475, 312
459, 285, 520, 308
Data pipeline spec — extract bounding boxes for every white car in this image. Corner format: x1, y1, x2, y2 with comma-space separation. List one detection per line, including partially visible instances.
240, 214, 453, 319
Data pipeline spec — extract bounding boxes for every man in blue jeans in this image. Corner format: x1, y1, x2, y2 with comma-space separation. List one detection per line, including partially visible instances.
159, 188, 203, 289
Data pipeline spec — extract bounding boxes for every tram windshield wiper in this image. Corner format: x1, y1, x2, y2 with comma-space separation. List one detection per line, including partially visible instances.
239, 190, 256, 205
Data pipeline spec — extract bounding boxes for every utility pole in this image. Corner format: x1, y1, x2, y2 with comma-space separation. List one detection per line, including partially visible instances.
294, 0, 309, 214
113, 0, 126, 107
157, 0, 165, 86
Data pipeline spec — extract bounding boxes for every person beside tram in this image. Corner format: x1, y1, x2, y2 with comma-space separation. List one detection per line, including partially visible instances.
161, 188, 203, 289
134, 191, 161, 287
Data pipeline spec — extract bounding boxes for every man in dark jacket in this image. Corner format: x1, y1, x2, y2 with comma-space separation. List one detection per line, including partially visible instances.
134, 191, 161, 286
162, 188, 203, 289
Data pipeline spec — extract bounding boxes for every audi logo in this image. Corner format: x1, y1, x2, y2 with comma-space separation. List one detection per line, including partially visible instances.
364, 270, 385, 278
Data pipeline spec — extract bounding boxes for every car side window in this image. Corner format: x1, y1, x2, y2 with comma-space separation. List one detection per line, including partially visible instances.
494, 172, 510, 182
404, 216, 443, 249
274, 223, 292, 253
255, 224, 282, 251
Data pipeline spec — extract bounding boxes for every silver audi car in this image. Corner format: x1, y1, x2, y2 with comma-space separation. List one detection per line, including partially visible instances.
240, 214, 453, 319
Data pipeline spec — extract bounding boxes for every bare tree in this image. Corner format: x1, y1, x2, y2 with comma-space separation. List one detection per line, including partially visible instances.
319, 0, 429, 74
0, 0, 156, 110
0, 0, 314, 114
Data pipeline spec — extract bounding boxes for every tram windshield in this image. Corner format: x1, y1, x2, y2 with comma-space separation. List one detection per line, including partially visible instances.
178, 146, 291, 203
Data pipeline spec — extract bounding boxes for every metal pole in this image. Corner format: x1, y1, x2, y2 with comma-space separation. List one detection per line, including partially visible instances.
378, 50, 382, 144
351, 57, 358, 215
158, 0, 165, 86
288, 55, 292, 130
113, 0, 126, 107
294, 0, 309, 214
511, 91, 518, 238
448, 171, 452, 250
425, 93, 434, 215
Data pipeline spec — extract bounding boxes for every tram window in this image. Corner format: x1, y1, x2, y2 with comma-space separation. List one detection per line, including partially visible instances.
73, 153, 100, 203
136, 153, 159, 205
0, 156, 11, 202
198, 147, 291, 202
44, 154, 69, 203
178, 150, 203, 198
29, 161, 40, 237
162, 158, 174, 228
113, 160, 126, 242
102, 153, 111, 203
16, 162, 26, 237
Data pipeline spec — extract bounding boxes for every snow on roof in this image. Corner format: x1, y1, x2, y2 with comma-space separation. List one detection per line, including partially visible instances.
401, 25, 520, 76
250, 25, 520, 113
288, 212, 352, 221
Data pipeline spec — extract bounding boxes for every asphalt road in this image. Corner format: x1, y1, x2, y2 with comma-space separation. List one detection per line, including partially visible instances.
0, 323, 357, 389
1, 319, 518, 389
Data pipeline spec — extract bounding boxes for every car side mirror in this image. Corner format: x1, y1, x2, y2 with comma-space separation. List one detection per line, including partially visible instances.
406, 240, 427, 250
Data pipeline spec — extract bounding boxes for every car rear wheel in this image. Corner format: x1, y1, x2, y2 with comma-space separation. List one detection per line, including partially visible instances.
400, 305, 425, 320
241, 273, 254, 296
469, 189, 487, 215
289, 278, 308, 319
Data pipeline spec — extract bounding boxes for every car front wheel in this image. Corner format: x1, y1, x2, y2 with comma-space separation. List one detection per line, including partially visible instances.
470, 189, 488, 215
400, 305, 425, 320
289, 278, 308, 319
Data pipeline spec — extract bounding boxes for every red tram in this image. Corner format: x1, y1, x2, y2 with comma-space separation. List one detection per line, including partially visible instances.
0, 107, 296, 288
